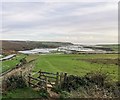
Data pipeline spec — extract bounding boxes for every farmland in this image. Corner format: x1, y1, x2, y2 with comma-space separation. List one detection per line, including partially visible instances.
1, 53, 119, 99
34, 54, 118, 81
1, 53, 118, 81
1, 54, 26, 73
1, 54, 39, 74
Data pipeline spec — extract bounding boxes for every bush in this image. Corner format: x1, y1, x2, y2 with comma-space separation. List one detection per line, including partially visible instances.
61, 75, 88, 92
39, 88, 50, 99
59, 91, 71, 99
84, 71, 110, 87
60, 71, 119, 98
51, 86, 62, 94
2, 75, 27, 92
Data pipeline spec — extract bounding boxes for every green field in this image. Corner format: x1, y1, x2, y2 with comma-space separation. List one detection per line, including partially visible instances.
33, 54, 118, 81
1, 54, 26, 73
1, 53, 118, 81
2, 53, 119, 99
25, 54, 39, 62
2, 87, 42, 98
1, 54, 39, 74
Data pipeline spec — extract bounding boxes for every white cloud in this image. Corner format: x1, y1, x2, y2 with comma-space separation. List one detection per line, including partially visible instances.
2, 0, 119, 3
71, 3, 117, 16
1, 2, 118, 44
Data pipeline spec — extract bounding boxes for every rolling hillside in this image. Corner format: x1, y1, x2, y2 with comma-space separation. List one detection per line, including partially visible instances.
1, 40, 73, 54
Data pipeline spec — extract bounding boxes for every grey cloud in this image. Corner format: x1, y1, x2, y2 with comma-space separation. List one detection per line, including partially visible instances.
1, 2, 118, 44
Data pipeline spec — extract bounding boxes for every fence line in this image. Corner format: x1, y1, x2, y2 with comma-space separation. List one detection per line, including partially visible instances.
0, 57, 35, 77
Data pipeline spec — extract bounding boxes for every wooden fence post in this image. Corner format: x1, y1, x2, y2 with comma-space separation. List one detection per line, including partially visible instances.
63, 72, 67, 88
60, 72, 63, 88
28, 73, 31, 87
38, 69, 41, 79
45, 76, 48, 90
20, 71, 22, 76
55, 72, 59, 87
64, 73, 67, 83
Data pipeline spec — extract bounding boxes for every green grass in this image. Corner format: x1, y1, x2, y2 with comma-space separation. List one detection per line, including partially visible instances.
1, 54, 26, 73
2, 87, 42, 98
2, 53, 119, 99
33, 54, 118, 81
1, 54, 39, 74
25, 54, 39, 62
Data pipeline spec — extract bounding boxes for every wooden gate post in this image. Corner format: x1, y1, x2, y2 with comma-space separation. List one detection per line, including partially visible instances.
60, 72, 63, 88
20, 71, 22, 76
28, 73, 31, 87
45, 76, 48, 90
64, 73, 67, 83
38, 69, 41, 79
55, 72, 59, 87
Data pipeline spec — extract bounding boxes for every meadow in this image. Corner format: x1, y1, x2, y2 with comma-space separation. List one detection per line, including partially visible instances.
1, 53, 118, 81
2, 53, 119, 99
1, 54, 26, 73
34, 54, 118, 81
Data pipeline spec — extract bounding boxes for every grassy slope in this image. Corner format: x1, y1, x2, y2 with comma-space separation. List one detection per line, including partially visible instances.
25, 54, 39, 62
2, 54, 118, 99
2, 40, 72, 51
34, 54, 118, 81
1, 54, 39, 74
1, 54, 26, 73
2, 87, 41, 98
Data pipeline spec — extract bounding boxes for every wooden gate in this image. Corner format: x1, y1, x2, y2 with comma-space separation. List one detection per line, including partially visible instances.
28, 70, 67, 90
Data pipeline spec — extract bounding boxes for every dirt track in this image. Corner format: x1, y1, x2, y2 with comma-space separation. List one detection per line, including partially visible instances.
0, 60, 36, 87
4, 61, 34, 77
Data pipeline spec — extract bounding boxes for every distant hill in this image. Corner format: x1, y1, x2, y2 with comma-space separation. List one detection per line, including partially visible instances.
97, 44, 119, 52
1, 40, 73, 54
83, 44, 119, 52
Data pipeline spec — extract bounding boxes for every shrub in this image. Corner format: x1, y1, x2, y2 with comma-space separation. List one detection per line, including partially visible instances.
59, 91, 71, 99
51, 86, 62, 94
2, 75, 27, 92
39, 88, 50, 99
84, 71, 110, 87
59, 71, 120, 98
61, 75, 88, 92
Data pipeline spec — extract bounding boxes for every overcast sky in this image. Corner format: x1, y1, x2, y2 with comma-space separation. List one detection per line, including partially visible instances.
1, 1, 118, 44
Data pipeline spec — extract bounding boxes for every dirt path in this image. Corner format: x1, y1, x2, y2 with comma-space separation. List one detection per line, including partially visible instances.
0, 60, 36, 93
0, 60, 36, 82
47, 88, 60, 98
